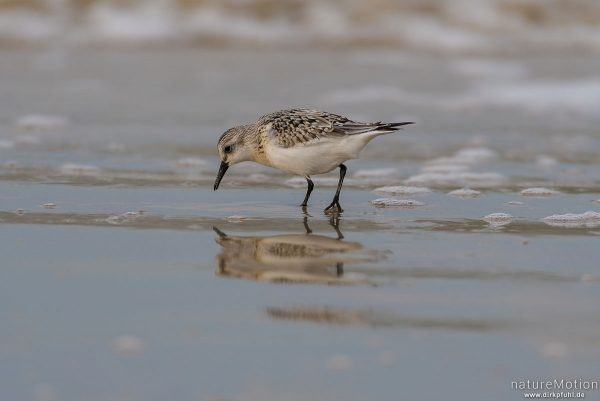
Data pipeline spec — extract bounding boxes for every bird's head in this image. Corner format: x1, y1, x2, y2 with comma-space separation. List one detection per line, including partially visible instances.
214, 124, 253, 191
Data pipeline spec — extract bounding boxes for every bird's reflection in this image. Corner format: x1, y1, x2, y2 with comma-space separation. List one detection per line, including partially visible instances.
213, 217, 376, 284
266, 306, 508, 332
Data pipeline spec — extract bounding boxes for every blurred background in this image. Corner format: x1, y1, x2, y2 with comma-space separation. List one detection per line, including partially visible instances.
1, 0, 600, 52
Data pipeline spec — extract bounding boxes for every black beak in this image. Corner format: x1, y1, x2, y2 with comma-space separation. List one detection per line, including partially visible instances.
214, 161, 229, 191
212, 226, 227, 238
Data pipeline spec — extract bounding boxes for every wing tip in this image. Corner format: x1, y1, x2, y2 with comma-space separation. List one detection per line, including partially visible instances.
381, 121, 415, 132
389, 122, 415, 127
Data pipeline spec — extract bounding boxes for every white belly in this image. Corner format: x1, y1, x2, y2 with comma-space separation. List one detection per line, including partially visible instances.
264, 136, 371, 176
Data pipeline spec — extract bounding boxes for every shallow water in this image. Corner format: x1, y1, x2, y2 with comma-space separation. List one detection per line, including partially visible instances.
1, 48, 600, 401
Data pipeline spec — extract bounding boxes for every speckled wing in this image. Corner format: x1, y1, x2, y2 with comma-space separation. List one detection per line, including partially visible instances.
258, 109, 350, 148
258, 109, 409, 148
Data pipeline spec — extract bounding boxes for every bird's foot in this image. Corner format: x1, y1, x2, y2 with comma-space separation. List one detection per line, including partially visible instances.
324, 200, 343, 215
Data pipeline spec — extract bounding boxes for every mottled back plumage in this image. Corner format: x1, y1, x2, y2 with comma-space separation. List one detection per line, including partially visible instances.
257, 109, 408, 148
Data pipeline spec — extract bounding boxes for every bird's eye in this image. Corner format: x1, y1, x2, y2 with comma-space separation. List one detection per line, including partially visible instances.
224, 145, 232, 154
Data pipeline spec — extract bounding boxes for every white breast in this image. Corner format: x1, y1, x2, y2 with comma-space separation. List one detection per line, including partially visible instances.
264, 134, 374, 176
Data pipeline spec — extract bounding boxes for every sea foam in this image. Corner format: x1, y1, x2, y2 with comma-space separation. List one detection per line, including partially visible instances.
371, 198, 426, 207
520, 187, 560, 196
483, 213, 513, 226
447, 188, 481, 198
542, 211, 600, 228
373, 186, 432, 195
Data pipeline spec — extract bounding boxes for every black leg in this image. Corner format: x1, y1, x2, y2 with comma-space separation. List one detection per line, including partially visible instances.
324, 164, 346, 213
301, 176, 314, 207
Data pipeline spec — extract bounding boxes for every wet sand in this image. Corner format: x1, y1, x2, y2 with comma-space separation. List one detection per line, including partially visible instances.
1, 48, 600, 401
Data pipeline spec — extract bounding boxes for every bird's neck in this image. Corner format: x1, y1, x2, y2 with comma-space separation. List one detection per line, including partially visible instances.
243, 125, 270, 166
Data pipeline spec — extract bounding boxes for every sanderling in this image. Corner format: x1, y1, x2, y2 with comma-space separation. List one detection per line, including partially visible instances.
214, 109, 413, 212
